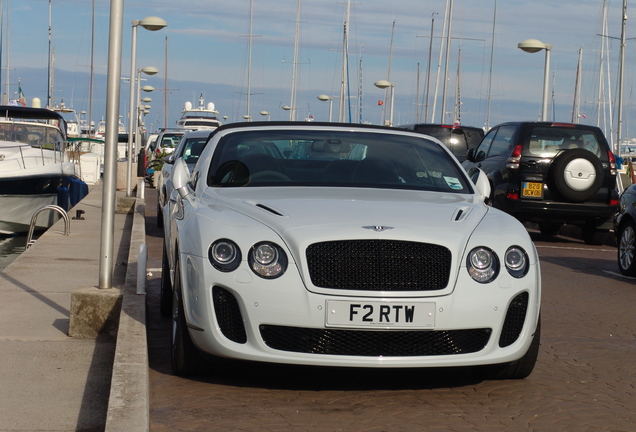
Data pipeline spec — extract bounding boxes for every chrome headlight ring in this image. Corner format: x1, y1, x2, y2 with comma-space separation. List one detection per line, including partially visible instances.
504, 246, 529, 278
249, 241, 288, 279
208, 239, 242, 272
467, 246, 500, 283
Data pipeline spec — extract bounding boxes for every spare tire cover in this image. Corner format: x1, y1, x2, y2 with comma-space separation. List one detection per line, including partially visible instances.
549, 149, 604, 202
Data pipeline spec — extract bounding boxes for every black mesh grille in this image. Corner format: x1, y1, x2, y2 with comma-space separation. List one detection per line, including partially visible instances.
499, 291, 529, 348
306, 240, 451, 291
260, 325, 491, 356
212, 286, 247, 344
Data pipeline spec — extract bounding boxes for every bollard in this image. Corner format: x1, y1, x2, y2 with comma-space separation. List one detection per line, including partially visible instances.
137, 244, 147, 295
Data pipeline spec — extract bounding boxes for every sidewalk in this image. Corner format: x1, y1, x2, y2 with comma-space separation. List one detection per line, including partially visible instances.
0, 184, 141, 432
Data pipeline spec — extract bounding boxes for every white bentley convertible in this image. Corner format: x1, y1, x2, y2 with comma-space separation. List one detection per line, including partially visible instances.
163, 122, 541, 379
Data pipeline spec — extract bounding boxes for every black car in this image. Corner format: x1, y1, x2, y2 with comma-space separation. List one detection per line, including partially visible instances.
615, 184, 636, 275
397, 123, 484, 162
462, 121, 619, 245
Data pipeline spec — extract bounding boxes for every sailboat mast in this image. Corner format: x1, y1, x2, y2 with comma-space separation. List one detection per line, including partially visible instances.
246, 0, 253, 121
423, 13, 436, 123
4, 0, 8, 105
485, 0, 497, 130
164, 36, 168, 129
48, 0, 53, 108
382, 20, 395, 126
439, 0, 454, 124
338, 0, 350, 123
430, 0, 449, 123
454, 47, 462, 124
289, 0, 301, 121
616, 0, 627, 154
571, 48, 582, 123
88, 0, 95, 134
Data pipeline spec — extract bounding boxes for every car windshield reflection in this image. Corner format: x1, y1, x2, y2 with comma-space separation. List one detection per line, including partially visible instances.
207, 130, 472, 193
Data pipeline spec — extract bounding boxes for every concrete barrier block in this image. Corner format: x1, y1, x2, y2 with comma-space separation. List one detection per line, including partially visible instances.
69, 286, 123, 339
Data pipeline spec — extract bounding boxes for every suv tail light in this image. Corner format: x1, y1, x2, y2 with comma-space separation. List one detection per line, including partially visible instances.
608, 150, 617, 176
505, 144, 523, 169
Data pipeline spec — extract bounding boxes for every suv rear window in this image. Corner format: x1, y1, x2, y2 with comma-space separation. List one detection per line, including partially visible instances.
525, 126, 602, 158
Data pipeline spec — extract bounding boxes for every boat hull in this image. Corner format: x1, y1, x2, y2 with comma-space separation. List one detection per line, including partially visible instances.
0, 193, 61, 235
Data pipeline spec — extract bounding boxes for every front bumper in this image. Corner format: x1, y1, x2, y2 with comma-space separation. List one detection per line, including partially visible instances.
180, 254, 541, 368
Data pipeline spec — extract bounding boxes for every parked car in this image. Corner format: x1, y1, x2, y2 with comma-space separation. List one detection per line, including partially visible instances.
615, 184, 636, 275
156, 129, 215, 228
162, 121, 541, 379
146, 129, 186, 162
462, 121, 619, 245
396, 123, 484, 162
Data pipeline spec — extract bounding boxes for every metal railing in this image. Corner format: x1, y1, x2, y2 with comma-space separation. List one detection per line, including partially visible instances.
25, 205, 71, 249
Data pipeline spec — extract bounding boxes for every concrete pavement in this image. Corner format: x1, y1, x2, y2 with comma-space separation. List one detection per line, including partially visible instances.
0, 182, 149, 432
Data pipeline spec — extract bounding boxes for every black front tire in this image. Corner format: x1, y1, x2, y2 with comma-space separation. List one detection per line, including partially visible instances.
171, 258, 202, 376
160, 242, 172, 318
581, 222, 609, 245
538, 222, 563, 236
618, 220, 636, 276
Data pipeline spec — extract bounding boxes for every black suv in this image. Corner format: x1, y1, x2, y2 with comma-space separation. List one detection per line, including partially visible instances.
397, 123, 484, 162
462, 122, 619, 245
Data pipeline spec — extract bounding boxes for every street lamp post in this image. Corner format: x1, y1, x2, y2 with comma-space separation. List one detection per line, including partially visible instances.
518, 38, 552, 122
135, 84, 154, 159
260, 111, 270, 121
126, 16, 167, 197
374, 80, 395, 127
317, 95, 333, 122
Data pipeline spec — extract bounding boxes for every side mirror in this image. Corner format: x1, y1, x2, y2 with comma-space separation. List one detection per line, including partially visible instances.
468, 168, 491, 203
465, 148, 476, 162
165, 153, 176, 164
172, 158, 191, 199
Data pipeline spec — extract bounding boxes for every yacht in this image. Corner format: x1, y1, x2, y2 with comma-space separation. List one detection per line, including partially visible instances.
0, 105, 87, 235
176, 94, 222, 130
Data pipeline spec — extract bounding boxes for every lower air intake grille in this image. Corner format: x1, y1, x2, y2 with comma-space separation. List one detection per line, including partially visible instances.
213, 286, 247, 344
306, 240, 451, 291
260, 325, 491, 356
499, 291, 529, 348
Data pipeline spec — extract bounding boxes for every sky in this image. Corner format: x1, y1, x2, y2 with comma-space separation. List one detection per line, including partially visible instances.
2, 0, 635, 145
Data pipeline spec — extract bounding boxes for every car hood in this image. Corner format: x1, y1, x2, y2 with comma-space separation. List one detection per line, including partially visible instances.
202, 187, 488, 250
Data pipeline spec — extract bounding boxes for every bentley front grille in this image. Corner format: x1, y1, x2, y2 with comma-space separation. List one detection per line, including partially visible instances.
306, 240, 451, 291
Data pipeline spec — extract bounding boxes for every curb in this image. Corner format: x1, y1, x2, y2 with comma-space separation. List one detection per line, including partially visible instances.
105, 195, 150, 431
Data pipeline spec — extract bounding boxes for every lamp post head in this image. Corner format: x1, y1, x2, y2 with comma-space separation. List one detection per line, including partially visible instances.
260, 111, 269, 116
141, 85, 154, 92
141, 66, 159, 75
374, 79, 393, 89
282, 105, 292, 111
139, 16, 167, 31
518, 39, 551, 53
317, 94, 331, 101
141, 97, 152, 103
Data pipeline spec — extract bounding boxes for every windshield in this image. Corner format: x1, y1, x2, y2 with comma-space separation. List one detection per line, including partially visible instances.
0, 122, 64, 146
207, 130, 472, 193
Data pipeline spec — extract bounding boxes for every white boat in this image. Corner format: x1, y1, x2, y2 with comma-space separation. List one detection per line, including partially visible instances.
176, 94, 222, 130
0, 105, 87, 235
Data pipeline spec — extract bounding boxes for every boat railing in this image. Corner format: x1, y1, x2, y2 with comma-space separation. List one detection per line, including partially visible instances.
0, 142, 69, 170
25, 205, 70, 249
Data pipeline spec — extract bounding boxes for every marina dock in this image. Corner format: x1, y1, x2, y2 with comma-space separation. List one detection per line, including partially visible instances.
0, 182, 149, 431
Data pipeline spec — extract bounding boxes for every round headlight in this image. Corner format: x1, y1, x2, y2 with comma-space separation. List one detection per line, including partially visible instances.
249, 242, 288, 279
209, 239, 241, 272
467, 247, 499, 283
505, 246, 529, 278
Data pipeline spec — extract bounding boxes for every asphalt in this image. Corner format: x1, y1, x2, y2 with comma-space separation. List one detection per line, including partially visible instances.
0, 181, 149, 432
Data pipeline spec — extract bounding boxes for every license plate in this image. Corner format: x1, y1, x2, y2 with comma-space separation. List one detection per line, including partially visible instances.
326, 300, 435, 329
522, 181, 543, 198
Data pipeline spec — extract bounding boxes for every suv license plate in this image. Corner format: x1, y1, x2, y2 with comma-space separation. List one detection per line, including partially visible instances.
522, 181, 543, 198
326, 300, 435, 329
